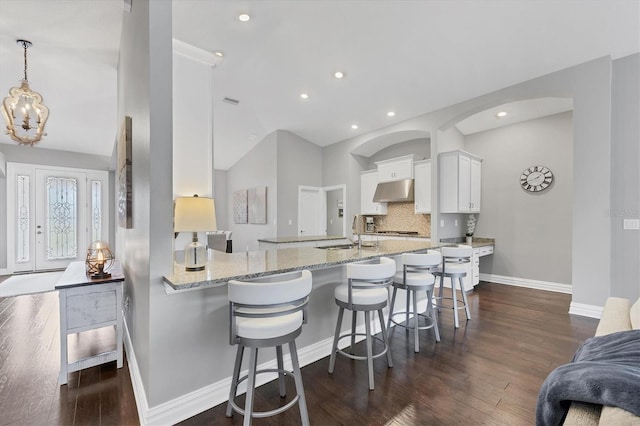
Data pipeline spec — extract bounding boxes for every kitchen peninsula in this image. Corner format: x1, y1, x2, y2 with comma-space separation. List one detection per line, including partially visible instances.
163, 238, 495, 291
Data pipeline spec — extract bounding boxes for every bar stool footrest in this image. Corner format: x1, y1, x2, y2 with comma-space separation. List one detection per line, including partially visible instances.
389, 311, 437, 331
334, 332, 389, 361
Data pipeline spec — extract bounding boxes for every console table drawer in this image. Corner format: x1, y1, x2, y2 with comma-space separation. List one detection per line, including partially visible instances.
66, 287, 118, 329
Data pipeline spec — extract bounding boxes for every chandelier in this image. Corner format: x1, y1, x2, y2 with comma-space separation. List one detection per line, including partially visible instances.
1, 40, 49, 146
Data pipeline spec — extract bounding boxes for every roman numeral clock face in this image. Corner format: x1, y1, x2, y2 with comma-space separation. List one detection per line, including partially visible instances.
520, 165, 553, 192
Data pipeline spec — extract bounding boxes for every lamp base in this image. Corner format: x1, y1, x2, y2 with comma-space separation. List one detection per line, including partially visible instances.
92, 271, 112, 279
184, 239, 207, 272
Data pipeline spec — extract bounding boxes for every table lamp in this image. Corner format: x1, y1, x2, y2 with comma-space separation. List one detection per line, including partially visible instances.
86, 241, 114, 279
174, 195, 217, 271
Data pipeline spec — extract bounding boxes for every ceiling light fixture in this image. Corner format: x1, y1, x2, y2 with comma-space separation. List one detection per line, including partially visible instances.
351, 124, 358, 129
300, 93, 309, 99
387, 111, 396, 117
1, 39, 49, 146
334, 71, 344, 79
496, 111, 507, 118
238, 13, 251, 22
214, 51, 224, 57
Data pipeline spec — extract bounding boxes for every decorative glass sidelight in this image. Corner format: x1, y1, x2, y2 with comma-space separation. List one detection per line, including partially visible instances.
16, 175, 30, 263
91, 180, 102, 242
46, 176, 78, 260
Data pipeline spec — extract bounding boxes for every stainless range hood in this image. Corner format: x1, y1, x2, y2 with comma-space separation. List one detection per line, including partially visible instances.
373, 179, 414, 202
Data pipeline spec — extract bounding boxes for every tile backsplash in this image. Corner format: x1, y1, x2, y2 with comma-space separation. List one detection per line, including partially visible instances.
369, 202, 431, 236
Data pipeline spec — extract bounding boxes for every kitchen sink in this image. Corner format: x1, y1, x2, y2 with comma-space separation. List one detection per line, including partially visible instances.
316, 242, 377, 250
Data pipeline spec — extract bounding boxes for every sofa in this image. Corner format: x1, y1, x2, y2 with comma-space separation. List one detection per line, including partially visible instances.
562, 296, 640, 425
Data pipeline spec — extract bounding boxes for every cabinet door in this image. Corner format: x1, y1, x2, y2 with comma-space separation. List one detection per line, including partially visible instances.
414, 162, 431, 213
439, 154, 459, 213
457, 154, 471, 213
361, 171, 387, 215
377, 157, 413, 182
470, 158, 482, 212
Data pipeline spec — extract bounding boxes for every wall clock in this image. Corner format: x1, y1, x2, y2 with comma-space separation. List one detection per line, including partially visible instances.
520, 165, 553, 192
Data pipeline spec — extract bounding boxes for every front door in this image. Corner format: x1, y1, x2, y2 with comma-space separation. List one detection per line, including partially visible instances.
6, 163, 109, 273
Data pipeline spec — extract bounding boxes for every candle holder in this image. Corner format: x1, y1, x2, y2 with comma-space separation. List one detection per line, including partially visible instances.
86, 241, 114, 279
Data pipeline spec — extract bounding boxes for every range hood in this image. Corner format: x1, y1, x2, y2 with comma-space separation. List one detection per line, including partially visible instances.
373, 179, 414, 203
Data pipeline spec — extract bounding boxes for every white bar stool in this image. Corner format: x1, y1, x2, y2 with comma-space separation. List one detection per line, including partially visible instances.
226, 270, 312, 426
328, 257, 396, 391
387, 251, 442, 352
433, 245, 473, 328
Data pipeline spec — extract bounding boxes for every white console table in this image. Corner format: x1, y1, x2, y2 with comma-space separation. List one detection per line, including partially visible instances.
55, 261, 124, 385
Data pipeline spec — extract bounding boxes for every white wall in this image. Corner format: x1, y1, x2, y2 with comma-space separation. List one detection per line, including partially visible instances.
466, 112, 573, 284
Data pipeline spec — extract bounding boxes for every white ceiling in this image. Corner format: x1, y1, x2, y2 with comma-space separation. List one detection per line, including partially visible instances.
1, 0, 638, 169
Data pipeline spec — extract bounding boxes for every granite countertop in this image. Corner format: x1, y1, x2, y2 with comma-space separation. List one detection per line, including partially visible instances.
257, 235, 349, 243
164, 238, 496, 292
362, 232, 431, 239
440, 237, 495, 248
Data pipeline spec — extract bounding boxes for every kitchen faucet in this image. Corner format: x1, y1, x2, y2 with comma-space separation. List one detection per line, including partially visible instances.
352, 215, 362, 250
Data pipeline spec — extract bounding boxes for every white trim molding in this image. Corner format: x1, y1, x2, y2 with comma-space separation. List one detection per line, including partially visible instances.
479, 273, 572, 294
568, 302, 603, 319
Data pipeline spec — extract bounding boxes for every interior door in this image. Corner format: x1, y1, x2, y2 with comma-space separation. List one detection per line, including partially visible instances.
7, 163, 109, 273
298, 186, 324, 236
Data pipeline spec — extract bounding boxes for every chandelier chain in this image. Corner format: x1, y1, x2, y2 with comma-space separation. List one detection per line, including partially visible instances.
23, 43, 28, 81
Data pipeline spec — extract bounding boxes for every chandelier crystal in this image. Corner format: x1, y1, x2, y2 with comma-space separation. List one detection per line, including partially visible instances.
1, 40, 49, 146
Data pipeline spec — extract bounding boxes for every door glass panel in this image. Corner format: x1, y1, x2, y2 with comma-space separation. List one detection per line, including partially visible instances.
46, 176, 78, 260
16, 175, 30, 263
91, 180, 102, 242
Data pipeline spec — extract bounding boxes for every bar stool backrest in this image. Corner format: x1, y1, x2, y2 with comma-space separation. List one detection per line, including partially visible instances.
347, 256, 396, 283
402, 251, 442, 273
441, 245, 473, 264
228, 270, 312, 344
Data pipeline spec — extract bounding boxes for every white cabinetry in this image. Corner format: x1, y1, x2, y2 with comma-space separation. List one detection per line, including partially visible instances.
439, 150, 482, 213
375, 155, 414, 182
360, 170, 387, 215
413, 160, 431, 214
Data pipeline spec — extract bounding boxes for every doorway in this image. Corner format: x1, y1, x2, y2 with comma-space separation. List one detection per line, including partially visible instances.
297, 184, 347, 237
6, 163, 109, 273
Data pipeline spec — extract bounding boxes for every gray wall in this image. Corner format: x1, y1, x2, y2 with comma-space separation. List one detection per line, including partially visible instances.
466, 112, 574, 284
0, 144, 111, 270
214, 169, 228, 230
610, 53, 640, 300
276, 130, 323, 237
227, 132, 277, 252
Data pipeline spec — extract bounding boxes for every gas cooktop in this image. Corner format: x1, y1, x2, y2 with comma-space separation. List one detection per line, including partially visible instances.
376, 230, 419, 235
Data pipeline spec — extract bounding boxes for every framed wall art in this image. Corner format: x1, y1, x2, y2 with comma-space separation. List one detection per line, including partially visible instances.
117, 116, 133, 228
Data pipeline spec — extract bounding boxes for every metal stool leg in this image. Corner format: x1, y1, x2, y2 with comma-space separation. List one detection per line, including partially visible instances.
377, 308, 393, 368
459, 277, 471, 321
387, 286, 398, 331
244, 347, 259, 426
427, 287, 441, 342
328, 307, 344, 374
451, 276, 460, 328
226, 345, 244, 417
289, 340, 310, 426
364, 310, 374, 390
437, 274, 444, 312
405, 290, 410, 328
350, 310, 357, 353
412, 289, 420, 352
276, 345, 286, 397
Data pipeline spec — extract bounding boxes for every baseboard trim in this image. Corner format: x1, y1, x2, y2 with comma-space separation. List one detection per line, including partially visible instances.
479, 273, 572, 294
122, 305, 422, 425
0, 268, 9, 276
568, 302, 603, 319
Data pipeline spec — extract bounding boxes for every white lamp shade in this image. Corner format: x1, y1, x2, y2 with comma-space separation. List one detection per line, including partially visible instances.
174, 196, 217, 232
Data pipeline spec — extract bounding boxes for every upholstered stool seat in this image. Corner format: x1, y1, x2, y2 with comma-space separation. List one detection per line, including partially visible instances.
226, 270, 312, 426
433, 245, 472, 329
387, 251, 442, 353
328, 257, 396, 391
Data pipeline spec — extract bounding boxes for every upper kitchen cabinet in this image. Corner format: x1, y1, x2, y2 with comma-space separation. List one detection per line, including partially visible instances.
375, 155, 414, 182
439, 150, 482, 213
361, 169, 388, 215
414, 159, 431, 214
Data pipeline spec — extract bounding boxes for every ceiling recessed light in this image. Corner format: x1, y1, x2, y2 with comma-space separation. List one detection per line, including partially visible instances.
334, 71, 344, 79
300, 93, 309, 99
351, 124, 358, 129
238, 13, 251, 22
496, 111, 507, 117
387, 111, 396, 117
214, 51, 224, 57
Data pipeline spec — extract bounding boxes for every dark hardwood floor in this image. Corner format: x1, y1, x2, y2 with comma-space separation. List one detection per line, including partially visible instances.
0, 281, 597, 426
0, 287, 139, 426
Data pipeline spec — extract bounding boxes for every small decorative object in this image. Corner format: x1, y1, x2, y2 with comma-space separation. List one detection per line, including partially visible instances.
1, 40, 49, 146
520, 165, 553, 192
466, 214, 477, 244
86, 241, 114, 279
233, 189, 248, 224
174, 195, 217, 271
248, 186, 267, 224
